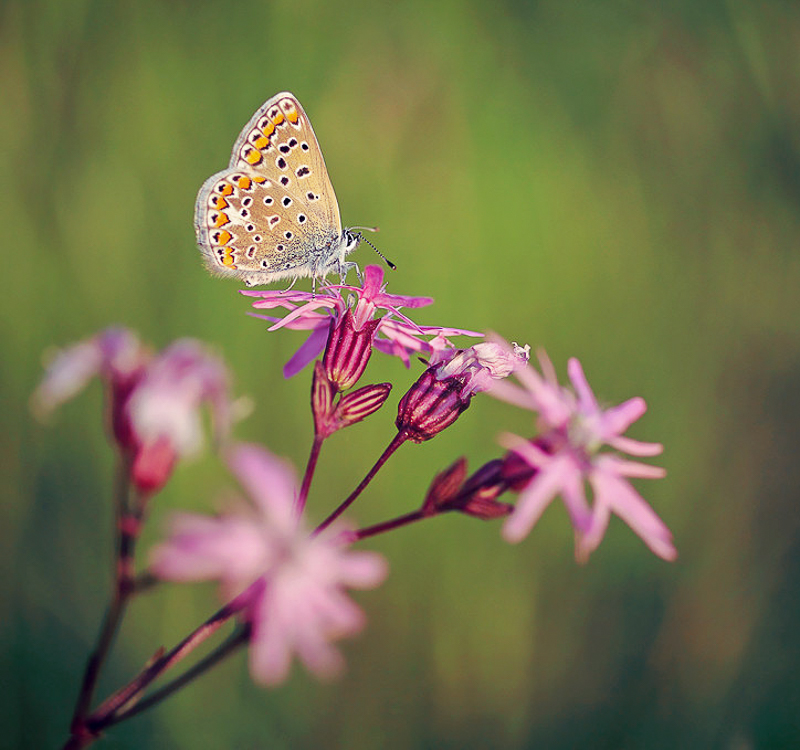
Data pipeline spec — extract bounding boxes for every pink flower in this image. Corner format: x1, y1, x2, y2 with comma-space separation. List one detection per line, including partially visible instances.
150, 443, 388, 685
494, 351, 676, 562
32, 328, 234, 493
243, 265, 482, 377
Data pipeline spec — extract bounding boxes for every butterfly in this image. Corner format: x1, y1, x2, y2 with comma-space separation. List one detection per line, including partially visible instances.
194, 92, 363, 288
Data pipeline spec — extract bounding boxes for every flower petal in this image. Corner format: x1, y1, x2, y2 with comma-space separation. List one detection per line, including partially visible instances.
226, 443, 298, 529
502, 455, 574, 543
283, 324, 330, 378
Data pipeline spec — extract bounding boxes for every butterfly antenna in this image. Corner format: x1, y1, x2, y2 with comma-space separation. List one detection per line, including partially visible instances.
351, 227, 396, 270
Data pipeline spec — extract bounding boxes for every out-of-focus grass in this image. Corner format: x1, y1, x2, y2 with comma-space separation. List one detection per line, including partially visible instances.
3, 1, 800, 747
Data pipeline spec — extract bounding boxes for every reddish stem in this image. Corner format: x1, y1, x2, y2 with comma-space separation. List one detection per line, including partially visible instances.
314, 430, 409, 534
69, 456, 136, 734
296, 435, 324, 516
65, 582, 259, 748
353, 509, 426, 540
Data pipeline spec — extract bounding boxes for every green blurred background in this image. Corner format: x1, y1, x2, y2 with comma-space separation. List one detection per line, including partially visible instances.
3, 0, 800, 747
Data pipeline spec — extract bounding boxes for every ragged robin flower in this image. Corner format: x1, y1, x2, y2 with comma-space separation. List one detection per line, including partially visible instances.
491, 349, 676, 562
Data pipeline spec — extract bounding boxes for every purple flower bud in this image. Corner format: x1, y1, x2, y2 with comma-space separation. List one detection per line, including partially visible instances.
396, 340, 529, 443
335, 383, 392, 429
395, 368, 471, 443
422, 457, 468, 514
313, 362, 391, 438
312, 362, 336, 436
322, 310, 380, 391
421, 457, 514, 520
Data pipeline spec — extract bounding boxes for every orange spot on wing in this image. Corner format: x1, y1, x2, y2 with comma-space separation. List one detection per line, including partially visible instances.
253, 136, 269, 149
273, 112, 285, 126
287, 110, 299, 123
263, 121, 275, 137
253, 176, 267, 183
217, 230, 232, 245
237, 176, 252, 190
245, 149, 263, 165
219, 183, 234, 196
221, 248, 237, 268
212, 195, 228, 209
214, 212, 229, 228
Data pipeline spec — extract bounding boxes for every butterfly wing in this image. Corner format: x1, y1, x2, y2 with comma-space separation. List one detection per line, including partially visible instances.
195, 92, 344, 285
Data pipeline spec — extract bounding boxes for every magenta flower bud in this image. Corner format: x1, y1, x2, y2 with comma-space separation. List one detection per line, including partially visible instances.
395, 368, 471, 443
322, 310, 380, 391
335, 383, 392, 429
396, 341, 530, 443
313, 363, 391, 438
422, 457, 468, 514
312, 362, 336, 436
421, 456, 514, 519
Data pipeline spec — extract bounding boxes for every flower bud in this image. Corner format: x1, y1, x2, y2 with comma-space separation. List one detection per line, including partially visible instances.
395, 369, 471, 443
322, 310, 380, 391
312, 361, 336, 436
130, 436, 178, 494
335, 383, 392, 429
422, 457, 468, 514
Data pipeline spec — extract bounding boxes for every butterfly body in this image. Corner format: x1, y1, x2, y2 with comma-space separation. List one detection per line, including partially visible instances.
194, 92, 361, 287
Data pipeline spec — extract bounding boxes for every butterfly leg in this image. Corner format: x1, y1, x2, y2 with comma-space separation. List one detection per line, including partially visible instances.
337, 261, 360, 284
281, 276, 299, 294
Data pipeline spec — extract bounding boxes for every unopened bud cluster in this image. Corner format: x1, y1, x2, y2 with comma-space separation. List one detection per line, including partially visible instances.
312, 313, 391, 438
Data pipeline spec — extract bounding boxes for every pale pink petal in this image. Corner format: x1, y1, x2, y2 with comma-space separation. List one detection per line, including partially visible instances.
559, 464, 593, 532
325, 549, 388, 589
249, 591, 294, 686
536, 348, 558, 387
32, 328, 143, 418
149, 513, 266, 583
498, 433, 552, 467
486, 379, 538, 410
600, 397, 647, 436
601, 455, 666, 479
226, 443, 298, 527
576, 503, 611, 563
589, 465, 677, 561
502, 456, 573, 543
608, 435, 664, 457
567, 358, 600, 415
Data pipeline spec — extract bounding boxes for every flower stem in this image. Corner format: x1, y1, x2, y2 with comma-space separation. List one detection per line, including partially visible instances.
66, 582, 260, 748
69, 455, 135, 733
104, 625, 250, 727
297, 435, 324, 516
353, 509, 426, 540
315, 430, 409, 534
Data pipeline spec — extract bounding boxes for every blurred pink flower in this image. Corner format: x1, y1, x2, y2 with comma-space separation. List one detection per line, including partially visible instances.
242, 265, 481, 377
32, 328, 234, 493
494, 351, 676, 562
150, 443, 388, 685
